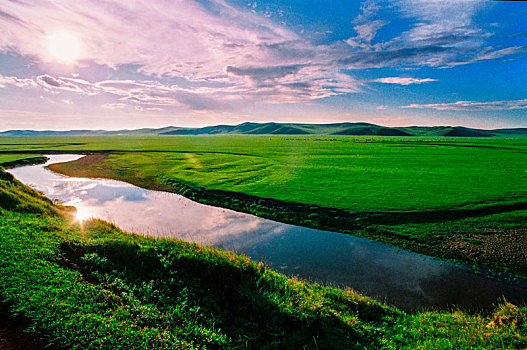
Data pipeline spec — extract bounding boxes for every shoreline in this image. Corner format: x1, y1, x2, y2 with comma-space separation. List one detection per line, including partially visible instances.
47, 153, 527, 280
0, 156, 49, 169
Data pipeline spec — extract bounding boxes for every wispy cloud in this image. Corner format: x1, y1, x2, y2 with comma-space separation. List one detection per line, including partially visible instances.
0, 0, 369, 106
0, 0, 524, 119
0, 74, 37, 88
2, 1, 521, 97
1, 70, 363, 111
341, 0, 525, 69
370, 77, 437, 85
36, 75, 99, 95
0, 0, 293, 76
402, 99, 527, 111
346, 0, 389, 49
101, 103, 126, 110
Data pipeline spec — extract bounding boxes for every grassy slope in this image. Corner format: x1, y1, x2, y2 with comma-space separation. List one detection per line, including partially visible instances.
1, 168, 527, 349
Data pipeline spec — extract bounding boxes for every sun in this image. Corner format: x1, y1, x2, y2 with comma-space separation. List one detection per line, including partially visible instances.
74, 205, 92, 223
45, 30, 83, 63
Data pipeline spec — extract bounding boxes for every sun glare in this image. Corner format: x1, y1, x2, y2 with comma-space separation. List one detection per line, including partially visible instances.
45, 30, 83, 63
74, 206, 92, 223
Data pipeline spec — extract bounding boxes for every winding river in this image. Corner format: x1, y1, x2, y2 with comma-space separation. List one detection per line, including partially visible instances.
8, 155, 527, 313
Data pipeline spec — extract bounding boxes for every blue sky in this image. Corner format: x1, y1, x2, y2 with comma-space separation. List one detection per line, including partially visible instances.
0, 0, 525, 130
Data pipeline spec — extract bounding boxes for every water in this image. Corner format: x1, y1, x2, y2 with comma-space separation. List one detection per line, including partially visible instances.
8, 155, 527, 312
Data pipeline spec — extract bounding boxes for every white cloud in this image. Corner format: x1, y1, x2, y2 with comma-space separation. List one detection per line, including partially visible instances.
0, 0, 367, 105
101, 103, 126, 110
341, 0, 525, 69
370, 77, 437, 85
402, 99, 527, 111
347, 20, 389, 49
0, 0, 523, 114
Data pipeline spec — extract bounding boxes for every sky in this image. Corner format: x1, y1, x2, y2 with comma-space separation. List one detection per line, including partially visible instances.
0, 0, 526, 131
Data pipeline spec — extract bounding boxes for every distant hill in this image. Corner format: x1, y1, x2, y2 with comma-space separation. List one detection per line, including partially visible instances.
160, 122, 512, 137
492, 128, 527, 135
161, 122, 422, 136
0, 126, 182, 137
333, 126, 412, 136
441, 127, 496, 137
401, 126, 496, 137
0, 122, 524, 137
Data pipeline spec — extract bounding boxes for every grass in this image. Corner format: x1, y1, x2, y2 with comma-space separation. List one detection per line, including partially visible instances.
0, 155, 35, 163
1, 166, 526, 349
3, 135, 522, 275
0, 155, 48, 168
2, 135, 526, 211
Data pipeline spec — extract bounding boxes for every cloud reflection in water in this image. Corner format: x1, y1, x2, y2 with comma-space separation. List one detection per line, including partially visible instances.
8, 155, 527, 313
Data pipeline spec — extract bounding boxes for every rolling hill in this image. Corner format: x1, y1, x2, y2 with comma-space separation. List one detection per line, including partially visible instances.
0, 122, 524, 137
159, 122, 502, 137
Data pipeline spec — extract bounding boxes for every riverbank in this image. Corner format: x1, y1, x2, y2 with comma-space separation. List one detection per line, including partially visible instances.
0, 155, 48, 169
48, 153, 527, 278
1, 166, 526, 348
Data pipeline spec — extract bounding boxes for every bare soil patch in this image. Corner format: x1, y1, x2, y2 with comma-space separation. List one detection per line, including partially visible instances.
439, 228, 527, 275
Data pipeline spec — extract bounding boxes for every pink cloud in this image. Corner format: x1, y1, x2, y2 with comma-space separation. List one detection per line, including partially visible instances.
101, 103, 126, 110
0, 74, 37, 88
0, 0, 521, 115
1, 69, 362, 111
0, 0, 297, 81
0, 0, 363, 106
370, 77, 437, 85
36, 74, 99, 95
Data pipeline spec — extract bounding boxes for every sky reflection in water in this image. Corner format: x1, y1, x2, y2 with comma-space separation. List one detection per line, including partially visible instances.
8, 155, 527, 312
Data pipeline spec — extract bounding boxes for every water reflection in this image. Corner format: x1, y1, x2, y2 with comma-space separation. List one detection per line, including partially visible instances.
8, 155, 527, 312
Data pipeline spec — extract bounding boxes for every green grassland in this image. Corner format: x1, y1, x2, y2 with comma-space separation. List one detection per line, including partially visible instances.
1, 135, 527, 275
2, 136, 527, 211
0, 166, 526, 349
0, 154, 34, 163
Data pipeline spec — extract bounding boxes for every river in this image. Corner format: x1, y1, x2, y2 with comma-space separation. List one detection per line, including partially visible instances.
8, 154, 527, 313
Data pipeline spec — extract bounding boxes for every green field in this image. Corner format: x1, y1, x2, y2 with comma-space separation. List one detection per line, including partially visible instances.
0, 154, 32, 163
0, 165, 526, 349
2, 136, 527, 211
1, 135, 527, 275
